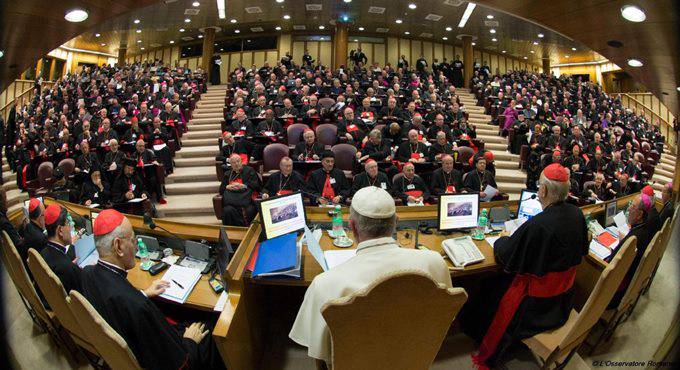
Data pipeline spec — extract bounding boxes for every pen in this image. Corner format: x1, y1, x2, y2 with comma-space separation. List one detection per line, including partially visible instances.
171, 279, 185, 289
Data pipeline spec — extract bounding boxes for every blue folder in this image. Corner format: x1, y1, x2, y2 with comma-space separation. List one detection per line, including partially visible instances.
252, 233, 298, 278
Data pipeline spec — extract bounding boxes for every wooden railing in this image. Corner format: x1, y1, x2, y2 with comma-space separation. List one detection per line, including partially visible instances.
618, 93, 677, 155
0, 79, 55, 122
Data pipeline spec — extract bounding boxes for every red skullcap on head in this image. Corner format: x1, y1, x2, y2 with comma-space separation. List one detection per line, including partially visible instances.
44, 204, 63, 226
136, 139, 145, 145
553, 150, 561, 157
573, 144, 580, 151
93, 209, 125, 236
303, 128, 314, 133
483, 151, 494, 161
595, 146, 602, 153
279, 86, 286, 91
131, 116, 138, 123
365, 159, 376, 165
642, 185, 654, 197
414, 113, 422, 118
28, 198, 41, 213
543, 163, 569, 182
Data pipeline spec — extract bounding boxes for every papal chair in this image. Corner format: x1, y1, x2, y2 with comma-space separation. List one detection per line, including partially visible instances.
521, 236, 637, 370
321, 270, 468, 370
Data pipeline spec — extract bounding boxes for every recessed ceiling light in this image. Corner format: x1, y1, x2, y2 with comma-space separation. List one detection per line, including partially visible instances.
133, 19, 140, 24
627, 58, 643, 67
136, 29, 141, 33
276, 0, 284, 3
214, 43, 217, 46
489, 29, 496, 34
283, 14, 291, 20
65, 8, 89, 23
100, 43, 106, 47
0, 50, 3, 58
198, 34, 203, 38
404, 31, 410, 35
193, 1, 200, 6
343, 0, 352, 3
537, 33, 544, 38
184, 18, 191, 23
501, 50, 506, 53
621, 5, 646, 22
275, 26, 282, 31
234, 29, 240, 33
533, 41, 539, 45
676, 86, 680, 92
530, 50, 535, 53
442, 37, 448, 40
170, 40, 175, 44
358, 27, 364, 31
408, 3, 417, 9
395, 19, 403, 24
320, 37, 325, 41
445, 26, 452, 32
95, 33, 101, 37
565, 55, 570, 58
572, 47, 577, 51
137, 40, 142, 43
140, 47, 145, 50
319, 25, 325, 30
179, 28, 185, 32
230, 18, 237, 23
486, 14, 494, 19
491, 38, 497, 42
523, 56, 528, 59
471, 42, 476, 46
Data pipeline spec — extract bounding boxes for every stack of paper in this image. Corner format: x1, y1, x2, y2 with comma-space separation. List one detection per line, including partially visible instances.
323, 250, 356, 269
159, 265, 202, 304
614, 212, 630, 236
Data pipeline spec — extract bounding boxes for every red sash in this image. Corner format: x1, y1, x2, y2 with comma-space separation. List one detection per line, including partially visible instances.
410, 153, 422, 160
153, 138, 164, 145
167, 119, 175, 127
137, 157, 144, 168
22, 165, 28, 188
230, 178, 243, 185
446, 185, 455, 193
405, 190, 423, 198
238, 153, 249, 165
277, 189, 293, 196
472, 267, 577, 369
322, 174, 335, 199
347, 124, 359, 133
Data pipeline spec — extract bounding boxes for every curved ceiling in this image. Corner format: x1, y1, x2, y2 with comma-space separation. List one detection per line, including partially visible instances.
1, 0, 678, 114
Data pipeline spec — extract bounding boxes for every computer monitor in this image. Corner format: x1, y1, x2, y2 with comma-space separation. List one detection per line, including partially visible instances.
517, 190, 543, 219
258, 192, 307, 240
438, 193, 480, 231
605, 200, 618, 227
215, 228, 235, 287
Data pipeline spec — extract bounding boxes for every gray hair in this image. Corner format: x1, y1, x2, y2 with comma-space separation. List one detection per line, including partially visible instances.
368, 129, 381, 139
94, 224, 125, 256
350, 207, 396, 239
538, 172, 570, 203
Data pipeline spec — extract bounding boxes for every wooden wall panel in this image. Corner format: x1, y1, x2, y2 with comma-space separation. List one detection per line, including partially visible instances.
253, 51, 265, 68
265, 51, 278, 65
434, 43, 443, 61
241, 53, 252, 68
386, 38, 398, 65
279, 34, 292, 56
319, 42, 332, 66
373, 43, 385, 66
306, 42, 319, 64
363, 45, 373, 66
229, 52, 241, 72
292, 41, 305, 62
399, 39, 411, 64
444, 45, 454, 61
423, 42, 433, 63
410, 40, 422, 64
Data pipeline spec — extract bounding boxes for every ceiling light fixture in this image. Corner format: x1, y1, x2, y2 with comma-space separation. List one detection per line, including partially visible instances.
184, 18, 191, 23
275, 26, 282, 30
134, 19, 140, 24
179, 28, 185, 32
65, 8, 89, 22
409, 3, 417, 9
471, 42, 476, 46
533, 41, 539, 45
621, 5, 646, 22
395, 19, 403, 24
198, 34, 203, 38
523, 56, 528, 59
530, 50, 535, 53
217, 0, 226, 19
170, 40, 175, 44
676, 87, 680, 92
572, 47, 577, 51
234, 29, 240, 33
320, 37, 325, 41
141, 47, 145, 50
627, 58, 643, 67
445, 26, 452, 31
458, 2, 476, 28
501, 50, 506, 53
136, 29, 141, 33
565, 55, 570, 58
95, 33, 101, 37
491, 38, 497, 42
0, 50, 3, 59
100, 43, 106, 47
276, 0, 284, 3
404, 31, 410, 35
193, 1, 200, 6
486, 14, 494, 19
489, 29, 496, 34
283, 14, 291, 20
442, 37, 448, 40
230, 18, 237, 23
319, 25, 325, 30
137, 40, 142, 43
343, 0, 352, 3
358, 27, 364, 31
537, 33, 544, 38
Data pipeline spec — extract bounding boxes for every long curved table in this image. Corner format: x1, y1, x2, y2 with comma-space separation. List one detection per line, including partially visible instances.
11, 194, 641, 369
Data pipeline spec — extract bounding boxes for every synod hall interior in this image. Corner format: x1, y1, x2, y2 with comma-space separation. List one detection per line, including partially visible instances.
0, 0, 679, 369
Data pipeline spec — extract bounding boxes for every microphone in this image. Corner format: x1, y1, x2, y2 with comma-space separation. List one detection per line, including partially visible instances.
55, 200, 91, 235
143, 212, 184, 242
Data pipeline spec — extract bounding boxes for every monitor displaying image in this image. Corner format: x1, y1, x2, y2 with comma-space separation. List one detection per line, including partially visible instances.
517, 190, 542, 219
258, 192, 307, 240
605, 200, 618, 227
438, 193, 480, 231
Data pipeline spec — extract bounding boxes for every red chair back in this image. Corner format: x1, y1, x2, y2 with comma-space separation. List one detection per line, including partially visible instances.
58, 158, 76, 178
37, 162, 54, 188
287, 124, 309, 147
262, 143, 290, 173
331, 144, 357, 172
316, 124, 338, 148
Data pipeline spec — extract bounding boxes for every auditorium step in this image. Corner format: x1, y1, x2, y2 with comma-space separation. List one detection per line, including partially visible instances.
175, 157, 216, 167
165, 166, 217, 184
187, 123, 221, 131
156, 193, 216, 217
174, 146, 219, 159
6, 189, 28, 208
161, 214, 221, 225
165, 181, 219, 196
495, 169, 526, 184
182, 137, 217, 147
191, 106, 223, 114
192, 112, 223, 119
184, 129, 222, 139
190, 117, 222, 125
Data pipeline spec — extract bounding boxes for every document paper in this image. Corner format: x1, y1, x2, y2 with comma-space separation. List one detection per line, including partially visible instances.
159, 265, 202, 304
323, 250, 356, 269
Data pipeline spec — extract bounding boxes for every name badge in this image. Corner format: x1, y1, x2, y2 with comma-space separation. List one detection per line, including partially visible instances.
329, 178, 336, 184
407, 184, 415, 190
241, 126, 246, 130
380, 182, 387, 189
131, 184, 136, 191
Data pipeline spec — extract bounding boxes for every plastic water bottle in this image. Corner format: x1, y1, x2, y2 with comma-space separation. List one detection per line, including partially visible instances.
473, 209, 488, 240
332, 205, 343, 237
138, 238, 152, 271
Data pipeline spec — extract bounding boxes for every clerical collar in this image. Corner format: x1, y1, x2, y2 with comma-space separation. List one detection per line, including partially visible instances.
97, 260, 128, 278
46, 240, 69, 255
357, 237, 398, 254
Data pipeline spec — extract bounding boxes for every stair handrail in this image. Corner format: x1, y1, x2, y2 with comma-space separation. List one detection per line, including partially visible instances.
617, 93, 677, 155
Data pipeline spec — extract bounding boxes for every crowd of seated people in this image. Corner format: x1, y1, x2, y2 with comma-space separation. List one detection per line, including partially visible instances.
3, 61, 205, 214
472, 69, 667, 204
213, 59, 515, 225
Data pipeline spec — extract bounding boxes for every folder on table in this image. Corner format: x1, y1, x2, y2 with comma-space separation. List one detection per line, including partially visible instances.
252, 233, 301, 279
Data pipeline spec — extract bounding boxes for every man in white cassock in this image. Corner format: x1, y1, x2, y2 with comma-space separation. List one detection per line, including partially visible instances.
289, 187, 452, 365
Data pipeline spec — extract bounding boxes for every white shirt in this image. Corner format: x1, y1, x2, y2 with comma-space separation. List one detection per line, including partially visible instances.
289, 237, 452, 362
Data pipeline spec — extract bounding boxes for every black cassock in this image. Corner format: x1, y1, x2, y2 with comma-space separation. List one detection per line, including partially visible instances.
19, 221, 48, 270
307, 168, 351, 205
81, 262, 225, 370
351, 171, 392, 197
461, 201, 588, 367
111, 172, 148, 205
148, 128, 174, 174
262, 170, 305, 198
463, 169, 497, 193
430, 168, 463, 196
393, 174, 430, 204
134, 149, 164, 201
40, 241, 81, 295
210, 55, 222, 85
293, 142, 324, 161
219, 166, 261, 226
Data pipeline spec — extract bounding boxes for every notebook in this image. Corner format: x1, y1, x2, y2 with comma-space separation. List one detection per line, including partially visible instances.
159, 265, 202, 304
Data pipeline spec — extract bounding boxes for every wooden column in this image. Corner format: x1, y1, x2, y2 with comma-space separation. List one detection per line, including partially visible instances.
542, 57, 550, 75
117, 46, 127, 66
35, 58, 43, 78
333, 23, 348, 70
674, 154, 680, 202
202, 27, 216, 83
462, 36, 473, 88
